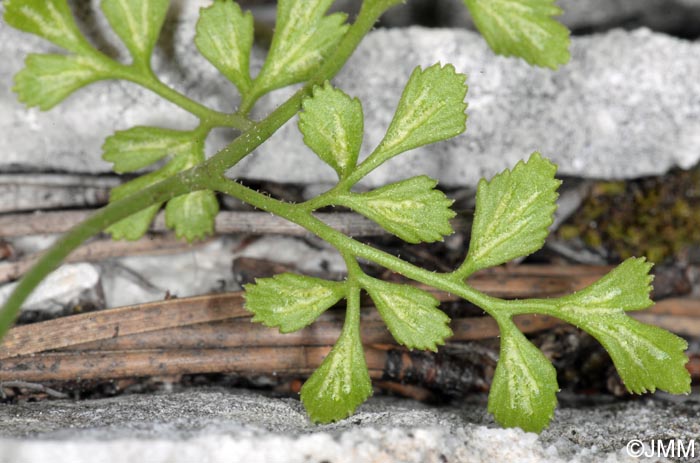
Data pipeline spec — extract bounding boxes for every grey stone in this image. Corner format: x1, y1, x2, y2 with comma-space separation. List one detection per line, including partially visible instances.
0, 235, 346, 311
99, 235, 345, 308
0, 263, 101, 312
5, 235, 59, 258
2, 4, 700, 187
0, 388, 698, 462
435, 0, 700, 32
100, 237, 241, 308
234, 236, 347, 276
244, 27, 700, 187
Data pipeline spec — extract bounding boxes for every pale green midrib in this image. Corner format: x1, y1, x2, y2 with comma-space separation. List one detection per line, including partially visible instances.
470, 192, 545, 262
316, 258, 362, 400
114, 0, 141, 53
30, 70, 96, 93
255, 1, 319, 90
375, 292, 423, 338
511, 336, 540, 411
380, 86, 432, 151
479, 178, 516, 239
23, 3, 76, 46
312, 116, 347, 172
205, 25, 239, 76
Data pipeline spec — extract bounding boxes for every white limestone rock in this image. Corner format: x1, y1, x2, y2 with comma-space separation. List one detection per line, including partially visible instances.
244, 27, 700, 187
0, 263, 101, 312
1, 4, 699, 187
100, 237, 241, 308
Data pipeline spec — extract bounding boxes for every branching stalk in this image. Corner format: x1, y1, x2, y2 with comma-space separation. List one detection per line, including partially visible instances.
116, 65, 254, 131
0, 0, 401, 339
208, 176, 511, 317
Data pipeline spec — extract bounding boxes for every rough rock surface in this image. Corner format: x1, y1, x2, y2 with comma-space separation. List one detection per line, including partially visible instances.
1, 2, 699, 186
1, 388, 698, 463
0, 263, 101, 312
436, 0, 700, 32
246, 27, 700, 187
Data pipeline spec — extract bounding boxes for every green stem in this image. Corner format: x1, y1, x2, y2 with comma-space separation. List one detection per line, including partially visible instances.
341, 252, 364, 336
214, 176, 570, 323
342, 252, 364, 281
0, 0, 400, 340
338, 145, 397, 191
209, 176, 516, 319
296, 152, 382, 211
117, 66, 254, 131
343, 281, 362, 338
452, 259, 478, 281
238, 88, 261, 117
299, 143, 402, 211
493, 297, 562, 316
84, 45, 253, 130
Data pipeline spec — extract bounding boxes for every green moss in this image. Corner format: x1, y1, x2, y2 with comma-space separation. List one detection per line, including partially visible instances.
557, 165, 700, 263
